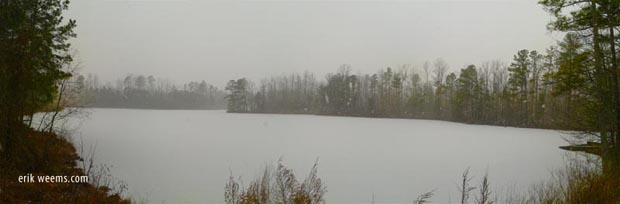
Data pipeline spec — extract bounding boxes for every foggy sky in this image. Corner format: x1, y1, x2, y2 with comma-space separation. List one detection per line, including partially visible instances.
66, 0, 563, 88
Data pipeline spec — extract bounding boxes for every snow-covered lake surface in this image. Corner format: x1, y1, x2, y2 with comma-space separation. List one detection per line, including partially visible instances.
70, 108, 569, 204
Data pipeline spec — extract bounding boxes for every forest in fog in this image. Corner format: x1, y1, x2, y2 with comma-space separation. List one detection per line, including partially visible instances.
76, 74, 227, 109
225, 44, 581, 129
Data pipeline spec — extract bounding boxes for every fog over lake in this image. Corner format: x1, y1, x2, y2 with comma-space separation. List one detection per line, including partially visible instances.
66, 0, 559, 87
71, 108, 568, 204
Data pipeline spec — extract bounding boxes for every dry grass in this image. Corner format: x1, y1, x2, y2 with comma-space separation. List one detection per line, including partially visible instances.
413, 190, 435, 204
225, 159, 326, 204
225, 155, 620, 204
476, 171, 494, 204
500, 155, 620, 204
459, 167, 476, 204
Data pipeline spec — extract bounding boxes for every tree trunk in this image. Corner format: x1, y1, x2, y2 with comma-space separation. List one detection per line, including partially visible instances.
608, 12, 620, 174
591, 1, 614, 174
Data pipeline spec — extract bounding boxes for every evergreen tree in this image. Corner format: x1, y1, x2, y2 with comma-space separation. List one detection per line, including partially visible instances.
0, 0, 76, 154
225, 78, 250, 113
540, 0, 620, 173
456, 65, 479, 122
508, 50, 531, 125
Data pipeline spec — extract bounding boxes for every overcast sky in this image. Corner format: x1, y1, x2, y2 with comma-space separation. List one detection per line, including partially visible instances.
66, 0, 563, 87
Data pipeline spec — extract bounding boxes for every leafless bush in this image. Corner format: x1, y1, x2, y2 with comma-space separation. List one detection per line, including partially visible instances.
297, 161, 326, 204
225, 173, 241, 204
225, 159, 326, 204
240, 167, 271, 204
274, 160, 298, 204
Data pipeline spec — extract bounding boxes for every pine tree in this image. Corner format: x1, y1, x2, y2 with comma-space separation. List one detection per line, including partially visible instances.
0, 0, 76, 154
508, 50, 531, 125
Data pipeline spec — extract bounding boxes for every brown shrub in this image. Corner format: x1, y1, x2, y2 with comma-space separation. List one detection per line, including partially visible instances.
225, 159, 326, 204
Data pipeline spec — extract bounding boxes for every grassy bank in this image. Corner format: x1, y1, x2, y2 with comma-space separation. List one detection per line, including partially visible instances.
0, 125, 130, 204
225, 157, 620, 204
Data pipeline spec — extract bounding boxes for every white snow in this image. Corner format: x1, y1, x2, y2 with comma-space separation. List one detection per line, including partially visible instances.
71, 108, 569, 204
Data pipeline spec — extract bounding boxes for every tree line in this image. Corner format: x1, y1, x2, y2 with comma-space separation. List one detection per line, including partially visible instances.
226, 51, 568, 129
78, 74, 227, 110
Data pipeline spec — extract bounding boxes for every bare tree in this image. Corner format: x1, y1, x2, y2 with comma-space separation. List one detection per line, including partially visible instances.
36, 57, 89, 134
433, 58, 449, 86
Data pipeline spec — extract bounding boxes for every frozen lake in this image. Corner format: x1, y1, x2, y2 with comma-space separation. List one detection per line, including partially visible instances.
70, 108, 569, 204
